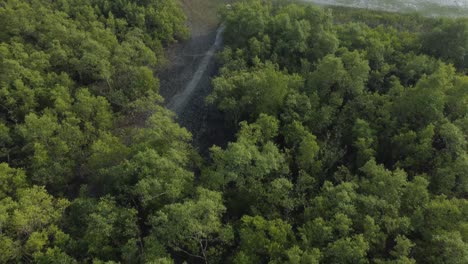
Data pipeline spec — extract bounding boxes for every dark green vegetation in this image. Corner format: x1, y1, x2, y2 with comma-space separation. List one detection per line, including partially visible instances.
0, 0, 467, 263
205, 0, 468, 263
0, 0, 195, 262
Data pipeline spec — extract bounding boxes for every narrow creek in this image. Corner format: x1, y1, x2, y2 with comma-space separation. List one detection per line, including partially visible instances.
166, 25, 225, 114
159, 24, 234, 156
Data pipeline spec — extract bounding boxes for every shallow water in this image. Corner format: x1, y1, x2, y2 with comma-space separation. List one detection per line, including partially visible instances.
307, 0, 468, 16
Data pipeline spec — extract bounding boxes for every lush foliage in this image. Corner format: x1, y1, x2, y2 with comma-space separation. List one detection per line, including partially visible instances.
1, 0, 467, 263
205, 0, 468, 263
0, 0, 198, 262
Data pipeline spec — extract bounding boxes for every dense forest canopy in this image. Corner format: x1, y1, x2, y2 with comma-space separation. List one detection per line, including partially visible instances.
0, 0, 467, 263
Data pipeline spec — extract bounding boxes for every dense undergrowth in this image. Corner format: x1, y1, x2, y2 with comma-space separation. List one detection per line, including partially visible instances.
0, 0, 467, 263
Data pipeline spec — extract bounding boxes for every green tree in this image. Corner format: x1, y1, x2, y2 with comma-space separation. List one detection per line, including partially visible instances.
209, 62, 303, 123
324, 235, 369, 264
202, 115, 291, 217
234, 215, 295, 263
83, 197, 140, 262
422, 18, 468, 70
0, 163, 71, 262
149, 188, 233, 264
